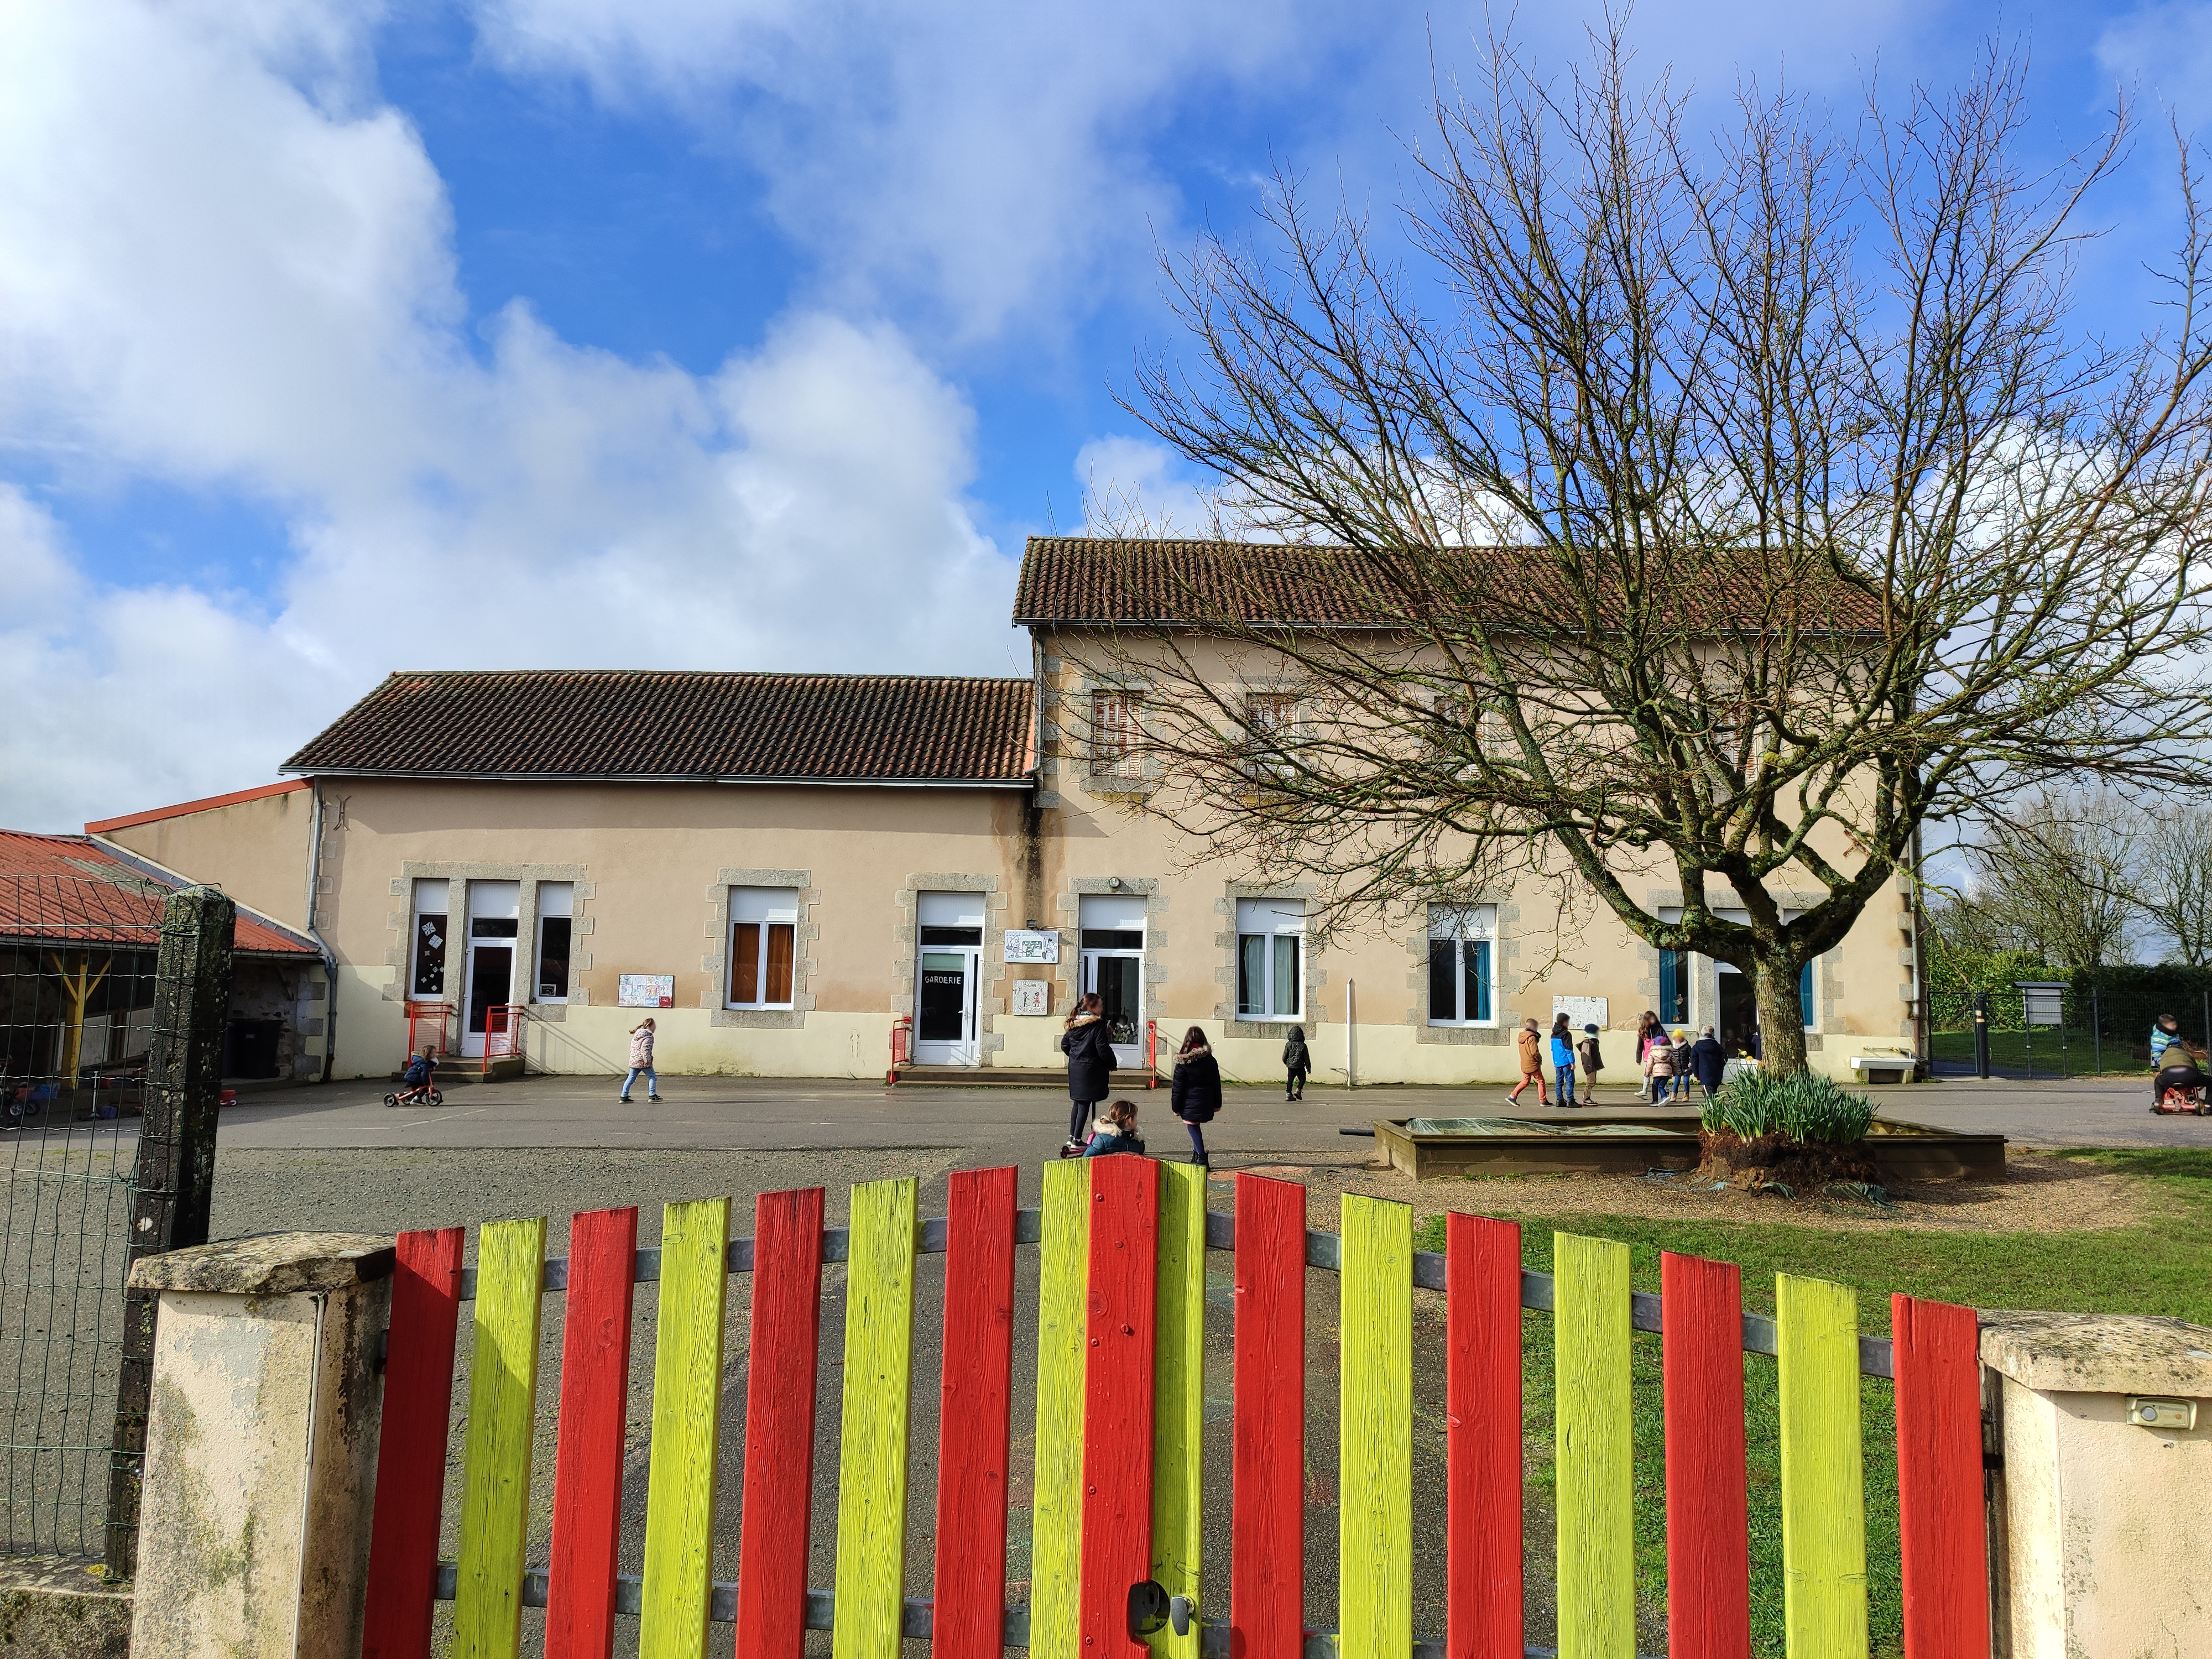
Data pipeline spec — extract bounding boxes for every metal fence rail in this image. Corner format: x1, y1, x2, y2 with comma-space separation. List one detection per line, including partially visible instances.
0, 876, 161, 1559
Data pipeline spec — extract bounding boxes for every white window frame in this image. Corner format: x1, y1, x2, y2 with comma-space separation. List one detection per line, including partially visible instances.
409, 878, 451, 1001
727, 887, 802, 1011
1425, 903, 1498, 1027
1703, 906, 1818, 1032
1235, 898, 1305, 1021
534, 881, 573, 1004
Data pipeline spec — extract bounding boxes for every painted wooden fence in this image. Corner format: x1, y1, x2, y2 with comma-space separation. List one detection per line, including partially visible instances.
357, 1162, 1989, 1659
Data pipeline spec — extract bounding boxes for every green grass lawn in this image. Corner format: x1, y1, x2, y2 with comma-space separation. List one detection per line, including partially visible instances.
1926, 1026, 2151, 1074
1410, 1148, 2212, 1657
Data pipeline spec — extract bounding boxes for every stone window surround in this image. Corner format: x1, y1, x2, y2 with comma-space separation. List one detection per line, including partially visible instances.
1044, 877, 1168, 1042
385, 862, 593, 1021
1639, 888, 1831, 1051
1216, 880, 1327, 1038
894, 875, 1009, 1061
706, 869, 818, 1031
1408, 898, 1515, 1047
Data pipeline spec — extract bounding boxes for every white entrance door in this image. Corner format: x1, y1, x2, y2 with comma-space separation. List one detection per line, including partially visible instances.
1078, 893, 1146, 1068
461, 880, 520, 1058
915, 892, 984, 1066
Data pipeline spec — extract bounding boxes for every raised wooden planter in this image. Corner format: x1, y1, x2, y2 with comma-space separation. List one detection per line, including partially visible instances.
1372, 1112, 2006, 1182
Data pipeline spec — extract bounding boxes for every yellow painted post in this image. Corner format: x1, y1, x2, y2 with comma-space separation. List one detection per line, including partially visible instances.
1149, 1160, 1206, 1659
1031, 1159, 1091, 1659
1554, 1231, 1632, 1659
1777, 1273, 1868, 1658
1339, 1194, 1412, 1659
452, 1217, 547, 1659
833, 1177, 920, 1659
639, 1197, 731, 1659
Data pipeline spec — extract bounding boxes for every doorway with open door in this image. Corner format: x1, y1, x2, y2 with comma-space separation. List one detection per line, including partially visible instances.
1078, 893, 1146, 1068
461, 880, 519, 1057
914, 891, 984, 1066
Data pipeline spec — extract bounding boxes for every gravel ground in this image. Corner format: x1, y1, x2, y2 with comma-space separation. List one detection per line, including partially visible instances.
1318, 1148, 2160, 1234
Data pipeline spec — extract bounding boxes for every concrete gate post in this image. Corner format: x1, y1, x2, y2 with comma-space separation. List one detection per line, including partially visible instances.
1980, 1310, 2212, 1658
127, 1234, 396, 1659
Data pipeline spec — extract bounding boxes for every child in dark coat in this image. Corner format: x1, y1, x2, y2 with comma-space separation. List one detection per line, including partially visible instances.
1281, 1025, 1311, 1100
1576, 1024, 1604, 1091
1170, 1027, 1222, 1168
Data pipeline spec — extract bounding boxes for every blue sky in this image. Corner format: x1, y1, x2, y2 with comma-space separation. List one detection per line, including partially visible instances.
3, 0, 2209, 830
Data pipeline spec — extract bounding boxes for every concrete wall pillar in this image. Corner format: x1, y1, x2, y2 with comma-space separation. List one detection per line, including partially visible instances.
1981, 1310, 2212, 1659
127, 1235, 395, 1659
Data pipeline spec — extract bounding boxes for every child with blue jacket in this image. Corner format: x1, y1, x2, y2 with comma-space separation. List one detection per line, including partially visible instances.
1550, 1014, 1579, 1107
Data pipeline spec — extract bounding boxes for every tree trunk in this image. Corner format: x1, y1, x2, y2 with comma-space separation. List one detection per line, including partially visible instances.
1754, 956, 1810, 1075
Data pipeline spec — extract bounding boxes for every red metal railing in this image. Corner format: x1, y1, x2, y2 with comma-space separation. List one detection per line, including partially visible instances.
888, 1015, 912, 1083
404, 1001, 455, 1071
482, 1004, 525, 1079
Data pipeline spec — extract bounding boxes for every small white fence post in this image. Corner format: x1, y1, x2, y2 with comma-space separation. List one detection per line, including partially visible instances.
1981, 1310, 2212, 1658
127, 1234, 395, 1659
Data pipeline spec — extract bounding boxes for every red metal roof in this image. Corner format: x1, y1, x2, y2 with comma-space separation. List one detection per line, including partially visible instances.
85, 778, 307, 835
0, 831, 319, 957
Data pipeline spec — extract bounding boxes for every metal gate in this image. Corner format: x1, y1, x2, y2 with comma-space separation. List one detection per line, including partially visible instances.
0, 876, 157, 1559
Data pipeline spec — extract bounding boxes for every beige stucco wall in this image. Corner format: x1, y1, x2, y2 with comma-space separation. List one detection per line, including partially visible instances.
100, 785, 317, 931
101, 646, 1915, 1085
289, 758, 1911, 1082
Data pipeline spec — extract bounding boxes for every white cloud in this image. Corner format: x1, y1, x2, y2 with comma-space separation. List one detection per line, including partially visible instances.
0, 0, 1020, 832
465, 0, 1379, 342
1075, 435, 1221, 536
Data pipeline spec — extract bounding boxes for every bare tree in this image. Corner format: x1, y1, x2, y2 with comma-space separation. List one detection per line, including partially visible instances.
1073, 27, 2212, 1073
2135, 805, 2212, 964
1964, 793, 2138, 967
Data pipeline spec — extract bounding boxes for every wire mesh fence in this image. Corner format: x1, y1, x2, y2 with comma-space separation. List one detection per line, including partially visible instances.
1926, 982, 2180, 1078
0, 875, 162, 1560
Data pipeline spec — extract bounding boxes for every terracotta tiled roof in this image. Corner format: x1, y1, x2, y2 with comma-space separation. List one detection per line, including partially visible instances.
1013, 536, 1886, 629
283, 671, 1036, 784
0, 831, 319, 957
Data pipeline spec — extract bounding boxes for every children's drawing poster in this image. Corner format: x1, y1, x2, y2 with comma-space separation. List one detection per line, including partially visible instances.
619, 974, 675, 1009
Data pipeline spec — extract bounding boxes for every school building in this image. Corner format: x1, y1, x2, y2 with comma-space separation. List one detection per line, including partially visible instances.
83, 539, 1922, 1085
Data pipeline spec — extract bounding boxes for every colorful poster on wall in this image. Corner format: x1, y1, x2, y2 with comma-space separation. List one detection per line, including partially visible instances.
1010, 979, 1051, 1016
619, 974, 675, 1009
1552, 994, 1609, 1029
1003, 929, 1061, 964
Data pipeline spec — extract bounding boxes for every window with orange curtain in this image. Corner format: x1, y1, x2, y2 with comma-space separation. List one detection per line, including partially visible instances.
728, 888, 802, 1009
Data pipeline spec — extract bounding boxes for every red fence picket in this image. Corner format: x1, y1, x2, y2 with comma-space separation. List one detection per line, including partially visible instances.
734, 1187, 827, 1659
1079, 1155, 1159, 1659
1661, 1251, 1752, 1659
1446, 1213, 1522, 1659
545, 1207, 639, 1659
1232, 1173, 1307, 1659
934, 1167, 1019, 1659
1893, 1293, 1990, 1657
361, 1225, 466, 1659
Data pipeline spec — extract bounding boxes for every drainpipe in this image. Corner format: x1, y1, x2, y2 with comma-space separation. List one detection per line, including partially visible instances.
305, 780, 339, 1083
1345, 977, 1357, 1089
